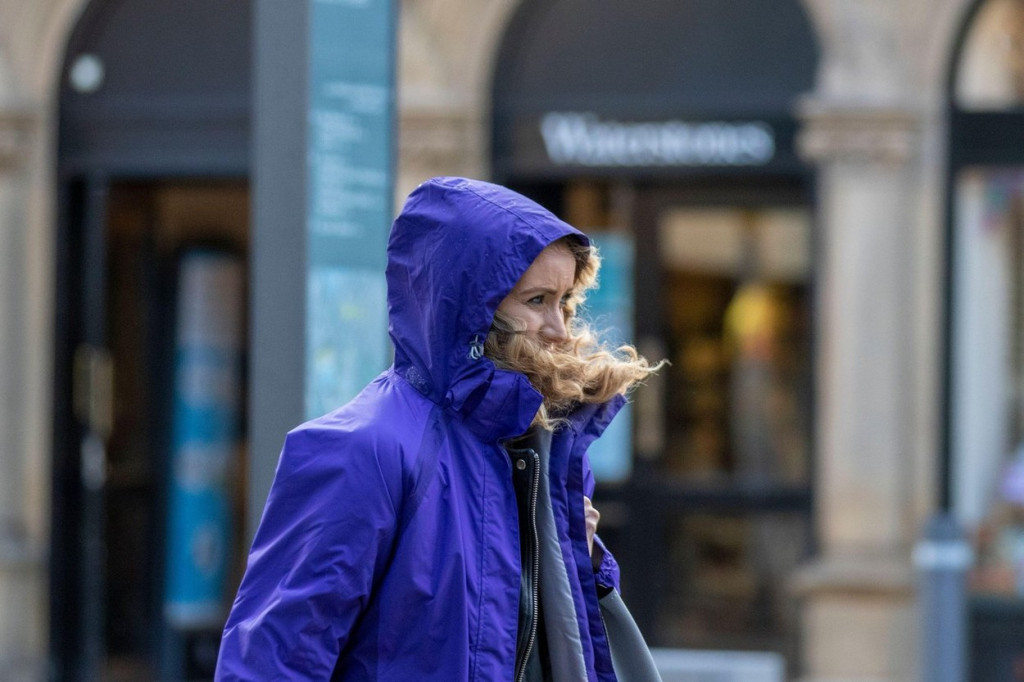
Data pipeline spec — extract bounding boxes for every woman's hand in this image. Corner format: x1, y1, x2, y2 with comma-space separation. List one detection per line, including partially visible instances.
584, 496, 600, 556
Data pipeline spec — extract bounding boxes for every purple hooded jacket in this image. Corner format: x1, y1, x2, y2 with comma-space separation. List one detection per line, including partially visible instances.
216, 177, 624, 680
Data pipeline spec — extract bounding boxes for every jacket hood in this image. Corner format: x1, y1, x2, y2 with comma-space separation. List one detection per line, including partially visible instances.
386, 177, 587, 440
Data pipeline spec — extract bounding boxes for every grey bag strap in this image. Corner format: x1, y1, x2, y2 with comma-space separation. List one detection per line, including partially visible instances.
599, 590, 663, 682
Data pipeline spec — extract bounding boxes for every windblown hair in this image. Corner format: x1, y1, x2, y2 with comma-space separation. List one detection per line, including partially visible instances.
485, 236, 663, 430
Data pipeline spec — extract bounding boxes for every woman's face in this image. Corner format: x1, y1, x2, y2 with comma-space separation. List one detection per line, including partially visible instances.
497, 242, 576, 345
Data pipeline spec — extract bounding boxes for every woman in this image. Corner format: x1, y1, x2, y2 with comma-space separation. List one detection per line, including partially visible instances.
216, 177, 661, 681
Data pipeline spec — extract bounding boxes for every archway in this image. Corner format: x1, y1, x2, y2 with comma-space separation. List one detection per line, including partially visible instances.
52, 1, 251, 678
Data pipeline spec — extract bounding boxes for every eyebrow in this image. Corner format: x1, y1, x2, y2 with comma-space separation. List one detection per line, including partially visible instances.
518, 286, 574, 298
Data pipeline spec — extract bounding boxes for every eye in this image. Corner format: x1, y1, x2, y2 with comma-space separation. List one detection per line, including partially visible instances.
527, 294, 545, 306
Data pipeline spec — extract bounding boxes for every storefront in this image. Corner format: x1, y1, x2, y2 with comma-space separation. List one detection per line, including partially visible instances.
492, 0, 819, 668
52, 2, 252, 678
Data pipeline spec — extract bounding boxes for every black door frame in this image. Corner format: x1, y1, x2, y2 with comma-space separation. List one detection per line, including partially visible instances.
51, 174, 111, 681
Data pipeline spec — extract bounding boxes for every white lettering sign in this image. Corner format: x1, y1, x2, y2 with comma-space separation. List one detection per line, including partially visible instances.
540, 112, 775, 167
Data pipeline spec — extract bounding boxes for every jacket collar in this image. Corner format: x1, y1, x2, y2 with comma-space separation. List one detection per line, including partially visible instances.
440, 358, 542, 442
565, 393, 627, 443
407, 357, 628, 445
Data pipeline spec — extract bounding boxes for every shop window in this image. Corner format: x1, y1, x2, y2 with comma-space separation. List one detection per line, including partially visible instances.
953, 169, 1024, 573
658, 207, 812, 485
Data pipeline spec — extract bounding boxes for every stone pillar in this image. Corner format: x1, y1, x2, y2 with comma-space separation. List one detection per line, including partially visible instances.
0, 103, 46, 681
793, 102, 923, 682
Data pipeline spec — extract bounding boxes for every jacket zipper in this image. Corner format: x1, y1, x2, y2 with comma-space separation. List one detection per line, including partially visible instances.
514, 450, 541, 682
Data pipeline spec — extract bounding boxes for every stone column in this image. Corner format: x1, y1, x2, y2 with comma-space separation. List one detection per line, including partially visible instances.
0, 102, 46, 681
793, 102, 923, 682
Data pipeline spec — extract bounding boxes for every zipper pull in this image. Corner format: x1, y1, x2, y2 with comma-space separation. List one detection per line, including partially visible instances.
468, 335, 484, 360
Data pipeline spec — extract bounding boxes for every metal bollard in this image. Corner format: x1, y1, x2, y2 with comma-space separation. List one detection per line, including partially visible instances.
913, 513, 973, 682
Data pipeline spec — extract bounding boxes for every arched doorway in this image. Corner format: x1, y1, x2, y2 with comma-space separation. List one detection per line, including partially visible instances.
948, 0, 1024, 525
52, 1, 251, 679
492, 0, 819, 668
946, 0, 1024, 676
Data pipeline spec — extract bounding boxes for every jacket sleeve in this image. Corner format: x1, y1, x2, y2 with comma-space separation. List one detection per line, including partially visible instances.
582, 450, 621, 593
216, 425, 400, 680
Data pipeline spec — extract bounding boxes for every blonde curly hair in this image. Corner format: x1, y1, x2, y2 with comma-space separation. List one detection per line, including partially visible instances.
485, 236, 662, 430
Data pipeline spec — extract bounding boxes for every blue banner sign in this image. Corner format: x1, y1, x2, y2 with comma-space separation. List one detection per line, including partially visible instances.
164, 250, 244, 627
305, 0, 396, 418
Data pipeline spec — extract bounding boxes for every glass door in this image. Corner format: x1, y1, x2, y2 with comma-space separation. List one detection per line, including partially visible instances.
53, 178, 250, 682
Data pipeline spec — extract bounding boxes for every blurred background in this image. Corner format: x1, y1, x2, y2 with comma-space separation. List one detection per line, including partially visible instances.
1, 0, 1024, 680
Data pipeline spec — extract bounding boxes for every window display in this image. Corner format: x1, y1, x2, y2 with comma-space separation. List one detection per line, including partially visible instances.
658, 207, 811, 485
953, 169, 1024, 594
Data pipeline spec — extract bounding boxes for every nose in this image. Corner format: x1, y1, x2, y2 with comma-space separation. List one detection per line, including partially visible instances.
541, 309, 569, 344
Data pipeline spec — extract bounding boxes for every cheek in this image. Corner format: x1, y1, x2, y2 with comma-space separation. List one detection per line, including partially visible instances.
499, 301, 542, 333
520, 311, 542, 333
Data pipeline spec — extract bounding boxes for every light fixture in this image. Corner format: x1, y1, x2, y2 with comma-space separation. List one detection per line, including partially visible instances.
69, 54, 104, 94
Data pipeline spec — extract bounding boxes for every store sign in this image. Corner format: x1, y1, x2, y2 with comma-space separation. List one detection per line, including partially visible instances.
540, 112, 775, 167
